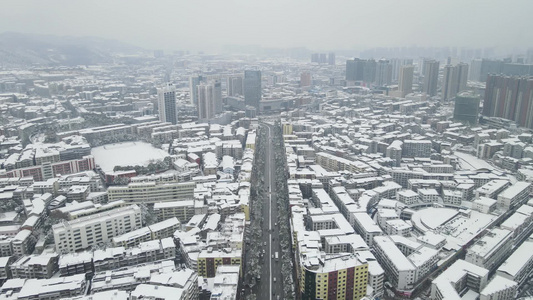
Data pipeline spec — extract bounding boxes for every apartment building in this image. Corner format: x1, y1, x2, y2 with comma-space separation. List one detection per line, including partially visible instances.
10, 254, 59, 279
496, 240, 533, 286
402, 140, 432, 158
373, 235, 438, 292
466, 228, 513, 272
107, 181, 196, 203
497, 181, 531, 210
52, 205, 142, 253
431, 260, 489, 300
299, 253, 368, 300
112, 217, 180, 248
59, 238, 175, 275
197, 248, 242, 278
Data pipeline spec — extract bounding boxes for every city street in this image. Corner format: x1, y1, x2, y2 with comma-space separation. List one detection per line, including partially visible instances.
256, 122, 284, 299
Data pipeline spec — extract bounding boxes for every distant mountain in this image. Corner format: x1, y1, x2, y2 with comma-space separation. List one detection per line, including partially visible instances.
0, 32, 147, 66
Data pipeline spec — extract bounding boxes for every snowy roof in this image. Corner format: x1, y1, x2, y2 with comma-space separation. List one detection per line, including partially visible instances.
373, 236, 415, 271
480, 275, 517, 296
497, 240, 533, 278
131, 284, 184, 300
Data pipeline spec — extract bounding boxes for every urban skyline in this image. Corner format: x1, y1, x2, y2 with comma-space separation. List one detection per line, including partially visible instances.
1, 2, 533, 300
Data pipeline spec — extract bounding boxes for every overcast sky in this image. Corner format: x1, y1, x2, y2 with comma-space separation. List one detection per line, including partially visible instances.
0, 0, 531, 52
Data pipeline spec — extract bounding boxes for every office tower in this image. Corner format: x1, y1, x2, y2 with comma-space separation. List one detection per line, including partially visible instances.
226, 75, 243, 97
422, 59, 439, 97
243, 70, 261, 109
189, 75, 205, 105
454, 91, 480, 125
300, 72, 312, 87
157, 83, 177, 125
375, 59, 392, 86
197, 80, 222, 120
483, 75, 533, 128
398, 65, 414, 97
328, 52, 336, 65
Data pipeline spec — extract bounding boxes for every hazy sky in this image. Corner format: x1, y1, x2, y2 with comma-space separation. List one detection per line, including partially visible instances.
1, 0, 532, 52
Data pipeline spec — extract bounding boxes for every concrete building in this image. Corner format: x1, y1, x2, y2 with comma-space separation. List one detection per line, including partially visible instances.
375, 59, 392, 86
496, 240, 533, 287
402, 140, 432, 158
112, 217, 180, 248
300, 71, 312, 87
483, 75, 533, 129
454, 91, 480, 125
226, 75, 243, 97
397, 65, 414, 98
243, 70, 261, 110
497, 181, 531, 210
431, 260, 489, 300
422, 59, 439, 97
299, 253, 368, 300
479, 275, 517, 300
189, 75, 205, 105
373, 235, 438, 292
442, 63, 468, 101
52, 205, 142, 253
158, 83, 177, 125
197, 248, 242, 278
107, 181, 196, 204
466, 228, 513, 272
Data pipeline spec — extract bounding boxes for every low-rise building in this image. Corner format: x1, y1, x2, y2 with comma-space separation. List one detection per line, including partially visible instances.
53, 205, 142, 253
466, 228, 513, 272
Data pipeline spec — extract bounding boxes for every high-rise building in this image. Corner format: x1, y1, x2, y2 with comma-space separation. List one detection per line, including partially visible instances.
319, 53, 327, 64
244, 70, 261, 110
422, 59, 439, 97
470, 59, 482, 81
311, 53, 320, 63
197, 80, 222, 120
391, 58, 413, 82
375, 59, 392, 86
478, 59, 504, 82
328, 52, 336, 65
454, 91, 480, 125
189, 75, 205, 105
346, 59, 362, 81
442, 63, 469, 101
300, 254, 368, 300
398, 65, 414, 97
483, 75, 533, 128
157, 83, 177, 125
345, 58, 376, 84
300, 71, 312, 87
226, 75, 243, 97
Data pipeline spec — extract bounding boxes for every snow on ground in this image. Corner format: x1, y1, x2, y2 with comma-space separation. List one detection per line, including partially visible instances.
91, 142, 168, 172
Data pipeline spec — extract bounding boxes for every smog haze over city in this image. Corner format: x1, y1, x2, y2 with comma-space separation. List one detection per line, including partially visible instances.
1, 0, 532, 52
1, 1, 533, 300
